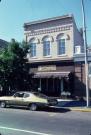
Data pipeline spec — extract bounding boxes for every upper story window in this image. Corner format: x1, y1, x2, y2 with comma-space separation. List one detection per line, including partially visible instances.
57, 33, 66, 55
30, 43, 36, 57
43, 41, 50, 56
58, 39, 65, 55
29, 38, 38, 57
42, 36, 51, 56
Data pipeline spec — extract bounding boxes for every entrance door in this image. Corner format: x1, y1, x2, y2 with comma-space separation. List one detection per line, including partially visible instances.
60, 78, 64, 93
53, 78, 60, 96
37, 78, 61, 97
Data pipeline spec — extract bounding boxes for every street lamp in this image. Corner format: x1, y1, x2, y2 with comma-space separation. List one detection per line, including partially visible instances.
81, 0, 90, 107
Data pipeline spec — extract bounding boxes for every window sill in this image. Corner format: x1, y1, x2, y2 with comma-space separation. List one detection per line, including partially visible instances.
43, 55, 52, 58
30, 56, 37, 59
57, 54, 67, 57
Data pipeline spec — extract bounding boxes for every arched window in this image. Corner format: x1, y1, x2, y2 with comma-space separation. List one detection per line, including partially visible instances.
29, 38, 37, 57
42, 36, 51, 56
56, 34, 66, 55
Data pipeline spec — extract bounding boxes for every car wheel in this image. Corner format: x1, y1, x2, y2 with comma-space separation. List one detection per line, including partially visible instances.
0, 101, 6, 108
29, 103, 38, 111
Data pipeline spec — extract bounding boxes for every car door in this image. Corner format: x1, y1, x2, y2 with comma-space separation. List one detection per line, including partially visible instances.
22, 93, 31, 106
10, 92, 24, 106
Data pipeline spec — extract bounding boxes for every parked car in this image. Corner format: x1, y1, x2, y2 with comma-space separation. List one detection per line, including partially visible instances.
0, 91, 58, 111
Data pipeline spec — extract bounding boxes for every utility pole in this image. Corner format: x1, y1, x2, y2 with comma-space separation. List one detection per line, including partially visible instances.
81, 0, 90, 107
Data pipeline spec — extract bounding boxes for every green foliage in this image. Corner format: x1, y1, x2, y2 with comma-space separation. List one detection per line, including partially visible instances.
0, 39, 32, 96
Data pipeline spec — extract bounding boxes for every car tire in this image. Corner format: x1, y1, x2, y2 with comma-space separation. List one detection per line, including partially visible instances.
0, 101, 6, 108
29, 103, 38, 111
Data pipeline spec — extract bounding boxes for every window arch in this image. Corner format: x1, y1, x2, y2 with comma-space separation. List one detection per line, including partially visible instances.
42, 36, 52, 56
42, 35, 53, 42
56, 33, 66, 55
29, 37, 39, 44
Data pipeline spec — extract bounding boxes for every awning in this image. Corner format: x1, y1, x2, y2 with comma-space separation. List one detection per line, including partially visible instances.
33, 71, 70, 78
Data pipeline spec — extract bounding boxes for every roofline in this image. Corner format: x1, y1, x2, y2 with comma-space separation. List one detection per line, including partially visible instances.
24, 14, 73, 27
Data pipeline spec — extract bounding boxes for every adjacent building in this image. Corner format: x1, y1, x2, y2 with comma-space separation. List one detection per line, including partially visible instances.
0, 39, 8, 49
24, 14, 85, 97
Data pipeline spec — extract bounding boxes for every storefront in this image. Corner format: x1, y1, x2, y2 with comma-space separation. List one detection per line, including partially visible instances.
33, 71, 69, 96
30, 60, 74, 97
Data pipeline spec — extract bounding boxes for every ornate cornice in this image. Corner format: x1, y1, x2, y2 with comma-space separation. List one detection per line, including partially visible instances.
24, 25, 72, 37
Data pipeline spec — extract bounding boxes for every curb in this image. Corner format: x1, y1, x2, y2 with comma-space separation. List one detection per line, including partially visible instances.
68, 107, 91, 112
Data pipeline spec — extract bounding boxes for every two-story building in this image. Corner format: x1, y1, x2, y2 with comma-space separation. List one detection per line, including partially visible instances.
24, 14, 84, 97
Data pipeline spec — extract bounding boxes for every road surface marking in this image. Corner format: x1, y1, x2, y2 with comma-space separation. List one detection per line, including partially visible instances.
0, 126, 52, 135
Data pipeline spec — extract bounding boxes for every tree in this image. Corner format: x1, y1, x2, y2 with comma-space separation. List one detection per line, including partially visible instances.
0, 39, 32, 96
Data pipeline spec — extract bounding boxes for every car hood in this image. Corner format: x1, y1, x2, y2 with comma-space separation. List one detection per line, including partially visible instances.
0, 96, 12, 100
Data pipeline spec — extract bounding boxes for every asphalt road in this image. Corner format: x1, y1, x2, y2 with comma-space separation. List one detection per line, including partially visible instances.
0, 107, 91, 135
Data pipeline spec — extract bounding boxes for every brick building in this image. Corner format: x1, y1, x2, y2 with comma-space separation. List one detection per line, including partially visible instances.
24, 14, 86, 97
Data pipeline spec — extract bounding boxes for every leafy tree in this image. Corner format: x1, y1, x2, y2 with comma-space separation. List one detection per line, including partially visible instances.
0, 39, 32, 96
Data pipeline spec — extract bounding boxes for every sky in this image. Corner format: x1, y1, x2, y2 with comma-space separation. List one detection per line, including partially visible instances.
0, 0, 91, 45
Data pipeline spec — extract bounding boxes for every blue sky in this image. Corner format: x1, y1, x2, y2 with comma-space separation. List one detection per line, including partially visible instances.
0, 0, 91, 45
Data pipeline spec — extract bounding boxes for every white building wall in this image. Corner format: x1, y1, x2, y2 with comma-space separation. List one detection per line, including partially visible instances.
24, 15, 83, 63
26, 27, 73, 62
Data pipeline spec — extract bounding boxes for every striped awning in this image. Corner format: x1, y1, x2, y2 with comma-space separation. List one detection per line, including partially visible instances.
33, 71, 70, 78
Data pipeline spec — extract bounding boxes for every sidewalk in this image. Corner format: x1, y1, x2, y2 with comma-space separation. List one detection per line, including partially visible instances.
57, 99, 91, 112
68, 107, 91, 112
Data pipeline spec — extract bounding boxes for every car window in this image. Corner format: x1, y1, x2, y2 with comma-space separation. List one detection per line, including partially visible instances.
13, 92, 24, 98
24, 93, 30, 98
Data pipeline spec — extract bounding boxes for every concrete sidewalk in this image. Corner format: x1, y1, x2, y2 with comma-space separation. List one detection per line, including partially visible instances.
57, 99, 91, 112
69, 107, 91, 112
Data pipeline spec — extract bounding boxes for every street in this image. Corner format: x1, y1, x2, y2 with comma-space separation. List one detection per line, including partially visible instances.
0, 107, 91, 135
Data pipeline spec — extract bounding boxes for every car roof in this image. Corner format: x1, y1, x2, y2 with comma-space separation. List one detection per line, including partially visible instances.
15, 91, 32, 94
15, 91, 47, 97
15, 91, 40, 95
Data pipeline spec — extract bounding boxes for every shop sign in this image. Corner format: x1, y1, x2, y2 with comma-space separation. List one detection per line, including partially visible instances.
38, 65, 56, 71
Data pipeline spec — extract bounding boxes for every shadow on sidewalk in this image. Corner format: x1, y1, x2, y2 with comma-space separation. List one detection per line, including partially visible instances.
39, 106, 71, 113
